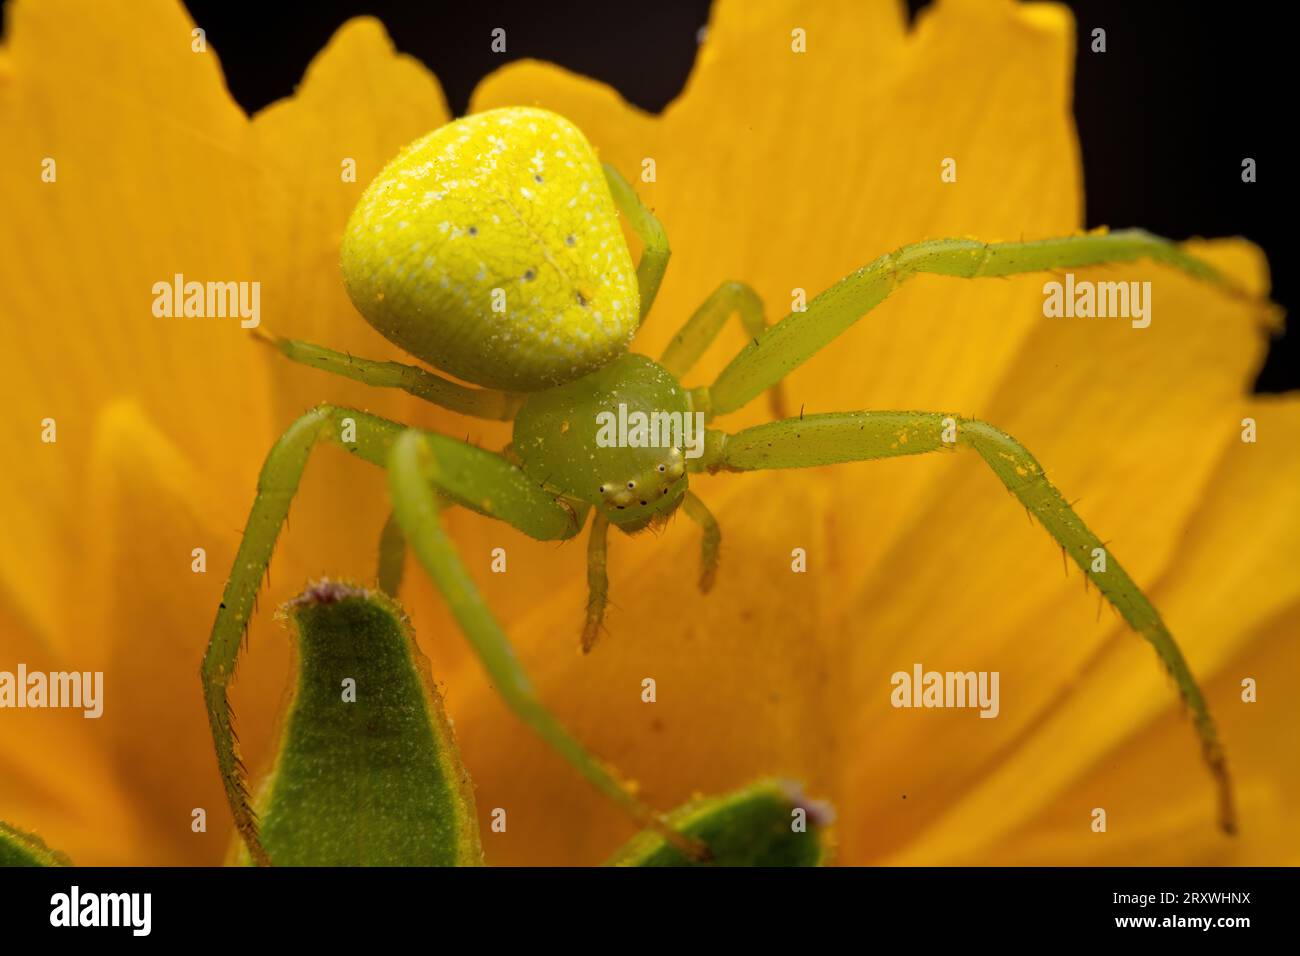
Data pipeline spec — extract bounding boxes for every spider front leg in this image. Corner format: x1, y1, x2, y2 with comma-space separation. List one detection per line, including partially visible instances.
703, 230, 1251, 418
204, 405, 688, 864
202, 404, 403, 866
387, 432, 704, 856
695, 411, 1236, 834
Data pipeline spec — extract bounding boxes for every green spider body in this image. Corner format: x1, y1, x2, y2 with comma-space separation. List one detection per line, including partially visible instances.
513, 354, 691, 531
206, 105, 1246, 865
342, 108, 690, 531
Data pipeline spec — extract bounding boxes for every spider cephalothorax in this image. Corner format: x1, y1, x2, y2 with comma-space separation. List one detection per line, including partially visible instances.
513, 353, 692, 531
206, 105, 1248, 865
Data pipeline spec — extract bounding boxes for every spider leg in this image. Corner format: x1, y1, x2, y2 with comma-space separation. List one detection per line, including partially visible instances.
202, 405, 403, 866
681, 491, 721, 593
253, 332, 523, 420
699, 231, 1260, 418
387, 429, 705, 857
376, 509, 406, 596
603, 162, 670, 321
205, 405, 691, 864
582, 513, 610, 653
660, 280, 787, 419
695, 410, 1236, 835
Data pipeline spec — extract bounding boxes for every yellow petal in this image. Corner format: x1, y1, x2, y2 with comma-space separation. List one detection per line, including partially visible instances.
0, 593, 146, 864
0, 0, 270, 646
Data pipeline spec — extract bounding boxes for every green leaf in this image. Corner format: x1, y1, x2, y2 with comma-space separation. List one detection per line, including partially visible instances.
245, 581, 482, 866
0, 821, 70, 867
605, 779, 833, 866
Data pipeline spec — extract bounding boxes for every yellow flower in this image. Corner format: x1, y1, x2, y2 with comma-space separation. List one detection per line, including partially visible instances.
1, 0, 1296, 866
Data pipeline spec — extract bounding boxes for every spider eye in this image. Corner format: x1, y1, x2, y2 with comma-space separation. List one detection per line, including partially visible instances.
598, 485, 607, 493
639, 500, 647, 506
626, 481, 635, 489
657, 464, 666, 473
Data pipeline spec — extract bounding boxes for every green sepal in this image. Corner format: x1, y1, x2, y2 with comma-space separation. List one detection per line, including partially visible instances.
605, 779, 833, 866
0, 821, 70, 867
241, 580, 482, 866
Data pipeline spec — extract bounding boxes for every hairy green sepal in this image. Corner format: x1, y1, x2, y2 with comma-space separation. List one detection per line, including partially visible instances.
245, 581, 482, 866
608, 779, 831, 867
0, 821, 69, 867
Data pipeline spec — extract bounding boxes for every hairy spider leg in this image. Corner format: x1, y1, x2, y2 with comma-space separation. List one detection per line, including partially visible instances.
385, 429, 705, 856
203, 404, 697, 864
678, 230, 1260, 832
694, 410, 1236, 835
703, 230, 1258, 418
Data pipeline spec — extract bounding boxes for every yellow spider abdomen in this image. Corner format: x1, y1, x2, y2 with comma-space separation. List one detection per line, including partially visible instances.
340, 107, 640, 391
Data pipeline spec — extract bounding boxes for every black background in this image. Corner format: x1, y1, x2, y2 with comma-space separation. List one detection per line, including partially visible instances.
0, 865, 1290, 941
5, 0, 1293, 390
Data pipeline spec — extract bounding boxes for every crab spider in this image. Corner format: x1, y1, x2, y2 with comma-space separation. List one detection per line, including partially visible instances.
205, 106, 1245, 865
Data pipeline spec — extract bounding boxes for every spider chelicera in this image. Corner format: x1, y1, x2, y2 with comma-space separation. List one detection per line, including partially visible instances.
204, 106, 1243, 864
